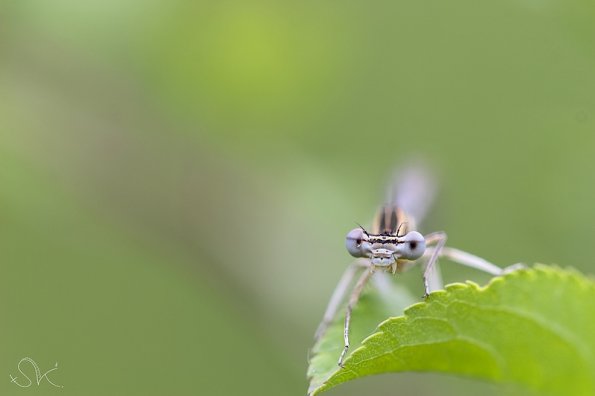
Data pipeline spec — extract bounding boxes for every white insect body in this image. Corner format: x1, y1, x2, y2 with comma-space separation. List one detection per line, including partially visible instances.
315, 165, 522, 367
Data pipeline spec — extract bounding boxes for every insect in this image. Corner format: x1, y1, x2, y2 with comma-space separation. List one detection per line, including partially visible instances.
314, 165, 522, 367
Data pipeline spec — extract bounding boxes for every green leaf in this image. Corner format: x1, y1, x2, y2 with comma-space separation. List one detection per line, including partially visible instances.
307, 265, 595, 396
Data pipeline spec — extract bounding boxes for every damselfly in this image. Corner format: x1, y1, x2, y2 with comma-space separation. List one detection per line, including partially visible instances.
314, 165, 522, 367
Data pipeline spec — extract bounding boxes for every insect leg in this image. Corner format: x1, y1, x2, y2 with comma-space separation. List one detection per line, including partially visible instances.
422, 256, 443, 293
339, 268, 374, 367
314, 259, 369, 341
430, 246, 525, 275
422, 231, 447, 298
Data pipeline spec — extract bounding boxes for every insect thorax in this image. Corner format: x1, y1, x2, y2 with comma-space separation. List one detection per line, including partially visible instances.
371, 205, 416, 236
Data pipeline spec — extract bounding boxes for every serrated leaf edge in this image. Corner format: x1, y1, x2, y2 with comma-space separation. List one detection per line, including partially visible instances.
308, 265, 595, 396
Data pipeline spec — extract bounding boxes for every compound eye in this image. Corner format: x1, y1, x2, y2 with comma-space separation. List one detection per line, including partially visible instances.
396, 231, 426, 260
345, 228, 370, 257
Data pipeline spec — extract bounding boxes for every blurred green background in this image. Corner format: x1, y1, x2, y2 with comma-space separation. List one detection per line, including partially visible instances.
1, 0, 594, 395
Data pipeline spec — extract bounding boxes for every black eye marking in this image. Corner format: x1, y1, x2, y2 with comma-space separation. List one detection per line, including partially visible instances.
356, 239, 362, 246
409, 241, 417, 250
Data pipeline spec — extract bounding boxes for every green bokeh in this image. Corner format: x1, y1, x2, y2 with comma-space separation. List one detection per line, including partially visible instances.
1, 0, 594, 395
